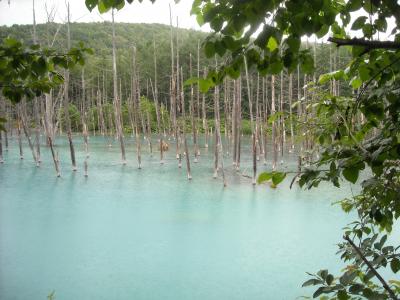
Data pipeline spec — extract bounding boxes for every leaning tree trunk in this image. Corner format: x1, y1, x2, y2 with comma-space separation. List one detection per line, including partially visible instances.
19, 102, 38, 166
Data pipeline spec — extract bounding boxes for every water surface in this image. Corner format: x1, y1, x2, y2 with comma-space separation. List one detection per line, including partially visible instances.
0, 135, 357, 299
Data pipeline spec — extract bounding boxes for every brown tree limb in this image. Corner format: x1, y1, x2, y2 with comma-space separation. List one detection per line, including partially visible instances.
328, 37, 400, 50
344, 235, 398, 300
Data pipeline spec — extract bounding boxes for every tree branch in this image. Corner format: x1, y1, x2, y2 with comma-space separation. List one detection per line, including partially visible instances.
328, 37, 400, 50
344, 235, 398, 300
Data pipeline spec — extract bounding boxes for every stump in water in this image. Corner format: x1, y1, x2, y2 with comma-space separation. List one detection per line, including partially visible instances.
159, 141, 169, 152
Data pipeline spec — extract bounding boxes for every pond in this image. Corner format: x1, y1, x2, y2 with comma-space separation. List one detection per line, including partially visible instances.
0, 135, 357, 299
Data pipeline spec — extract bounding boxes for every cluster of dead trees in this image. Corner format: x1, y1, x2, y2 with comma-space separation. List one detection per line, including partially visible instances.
0, 2, 346, 186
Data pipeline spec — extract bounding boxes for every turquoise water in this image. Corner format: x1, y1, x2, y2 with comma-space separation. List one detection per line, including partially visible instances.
0, 135, 356, 299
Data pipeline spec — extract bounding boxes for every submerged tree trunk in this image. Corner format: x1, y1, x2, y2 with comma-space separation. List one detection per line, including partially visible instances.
213, 71, 226, 186
64, 3, 77, 171
202, 67, 209, 149
244, 58, 256, 184
189, 53, 199, 163
81, 69, 89, 178
271, 75, 277, 170
112, 9, 127, 164
0, 131, 3, 163
19, 103, 38, 166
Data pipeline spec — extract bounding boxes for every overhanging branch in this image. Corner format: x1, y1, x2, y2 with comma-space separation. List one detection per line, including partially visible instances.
328, 37, 400, 50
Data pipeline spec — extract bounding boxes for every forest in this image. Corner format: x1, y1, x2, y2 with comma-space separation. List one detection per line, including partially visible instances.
0, 0, 399, 299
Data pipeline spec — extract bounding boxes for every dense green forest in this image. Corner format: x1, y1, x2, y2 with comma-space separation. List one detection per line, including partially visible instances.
0, 22, 351, 133
0, 22, 207, 107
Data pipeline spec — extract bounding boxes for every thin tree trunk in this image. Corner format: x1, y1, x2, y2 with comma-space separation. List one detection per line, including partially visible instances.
214, 76, 227, 186
189, 53, 199, 163
0, 131, 3, 163
271, 75, 277, 170
244, 58, 256, 184
202, 67, 208, 148
263, 76, 268, 165
17, 118, 23, 159
111, 9, 126, 164
82, 69, 89, 156
19, 103, 38, 165
64, 3, 77, 170
289, 73, 294, 150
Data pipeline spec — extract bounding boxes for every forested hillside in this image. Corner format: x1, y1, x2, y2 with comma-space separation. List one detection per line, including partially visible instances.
0, 22, 350, 107
0, 22, 208, 103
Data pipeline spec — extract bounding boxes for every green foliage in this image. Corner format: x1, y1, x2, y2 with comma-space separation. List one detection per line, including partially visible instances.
85, 0, 179, 13
257, 171, 286, 187
0, 37, 91, 131
200, 0, 400, 298
0, 37, 91, 104
60, 104, 81, 132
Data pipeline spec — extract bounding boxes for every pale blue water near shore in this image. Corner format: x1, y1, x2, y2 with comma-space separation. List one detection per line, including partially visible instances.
0, 134, 361, 299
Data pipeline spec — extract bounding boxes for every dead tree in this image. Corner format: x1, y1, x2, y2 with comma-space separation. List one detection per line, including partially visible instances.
111, 9, 127, 164
180, 67, 192, 180
244, 58, 257, 184
63, 3, 77, 170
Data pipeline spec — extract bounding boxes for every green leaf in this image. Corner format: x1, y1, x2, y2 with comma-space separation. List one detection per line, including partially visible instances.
98, 0, 111, 13
350, 77, 362, 89
266, 36, 278, 52
342, 167, 359, 184
302, 278, 322, 287
391, 258, 400, 273
326, 274, 334, 285
257, 172, 272, 184
198, 78, 214, 93
85, 0, 98, 11
313, 286, 326, 298
272, 172, 286, 185
337, 290, 349, 300
351, 16, 367, 30
204, 41, 215, 58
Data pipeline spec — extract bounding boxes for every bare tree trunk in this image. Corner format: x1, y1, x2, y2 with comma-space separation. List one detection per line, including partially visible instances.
279, 68, 285, 163
17, 118, 23, 159
289, 73, 294, 150
146, 111, 153, 156
151, 38, 164, 164
263, 76, 268, 165
32, 0, 41, 164
48, 135, 61, 177
0, 131, 3, 163
63, 3, 77, 170
213, 76, 227, 186
244, 58, 256, 184
189, 53, 199, 163
256, 73, 262, 161
235, 78, 242, 170
202, 67, 208, 148
271, 75, 277, 170
175, 17, 182, 168
82, 69, 89, 155
19, 102, 38, 165
112, 9, 127, 164
179, 66, 191, 179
